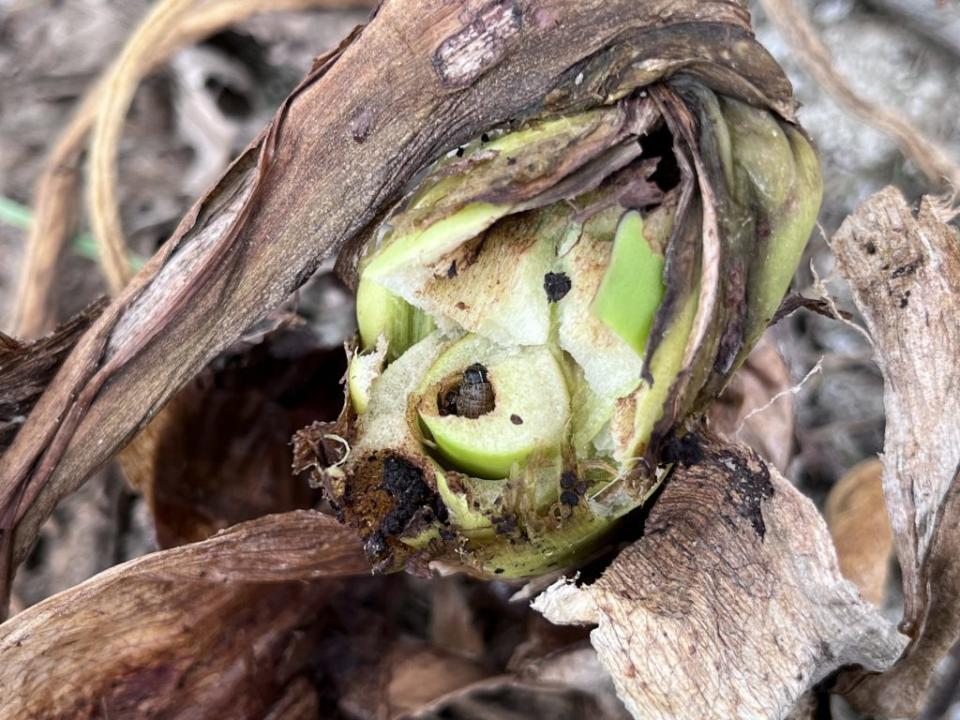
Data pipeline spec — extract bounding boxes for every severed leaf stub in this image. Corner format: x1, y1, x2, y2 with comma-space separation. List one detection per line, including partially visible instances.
296, 31, 822, 579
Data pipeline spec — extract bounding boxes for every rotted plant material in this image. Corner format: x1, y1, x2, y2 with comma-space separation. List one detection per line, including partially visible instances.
296, 80, 822, 579
297, 79, 823, 582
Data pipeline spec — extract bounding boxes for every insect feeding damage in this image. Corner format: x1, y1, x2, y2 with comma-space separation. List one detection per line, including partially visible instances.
543, 272, 572, 303
438, 363, 496, 419
365, 456, 447, 558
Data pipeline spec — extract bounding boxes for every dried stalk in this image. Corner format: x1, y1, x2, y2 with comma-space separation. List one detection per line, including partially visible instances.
829, 187, 960, 716
87, 0, 199, 293
0, 511, 369, 717
758, 0, 960, 189
11, 0, 373, 338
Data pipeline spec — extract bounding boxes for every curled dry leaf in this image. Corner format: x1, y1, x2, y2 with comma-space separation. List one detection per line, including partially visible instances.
829, 187, 960, 716
0, 0, 796, 598
708, 332, 795, 473
407, 675, 625, 720
533, 433, 906, 720
0, 300, 104, 454
0, 511, 369, 718
119, 323, 345, 547
515, 643, 632, 720
380, 640, 490, 718
824, 458, 892, 607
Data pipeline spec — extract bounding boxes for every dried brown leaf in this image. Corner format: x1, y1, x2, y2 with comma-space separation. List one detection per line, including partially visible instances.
534, 434, 906, 720
0, 0, 794, 601
709, 332, 795, 473
407, 676, 622, 720
0, 510, 369, 718
0, 300, 104, 454
119, 324, 345, 547
407, 645, 631, 720
385, 641, 491, 719
829, 187, 960, 715
824, 459, 892, 607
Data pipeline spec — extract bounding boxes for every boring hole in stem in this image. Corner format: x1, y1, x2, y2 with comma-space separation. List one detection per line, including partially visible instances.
437, 363, 496, 419
640, 122, 681, 193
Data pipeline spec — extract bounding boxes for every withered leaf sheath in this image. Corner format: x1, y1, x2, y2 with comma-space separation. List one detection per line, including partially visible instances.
295, 21, 822, 579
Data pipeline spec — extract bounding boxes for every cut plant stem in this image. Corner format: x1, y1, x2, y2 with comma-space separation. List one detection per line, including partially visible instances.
591, 210, 665, 356
417, 335, 569, 479
304, 88, 822, 579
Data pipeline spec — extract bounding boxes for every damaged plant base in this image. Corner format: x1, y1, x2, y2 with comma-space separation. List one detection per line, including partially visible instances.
295, 84, 821, 579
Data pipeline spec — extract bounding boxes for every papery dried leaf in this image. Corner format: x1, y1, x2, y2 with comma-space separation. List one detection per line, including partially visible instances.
404, 644, 631, 720
0, 0, 795, 595
824, 459, 892, 607
708, 332, 795, 473
384, 641, 490, 719
119, 324, 345, 547
516, 643, 631, 720
0, 511, 369, 718
829, 188, 960, 716
533, 434, 906, 720
0, 300, 104, 454
407, 676, 622, 720
429, 576, 486, 659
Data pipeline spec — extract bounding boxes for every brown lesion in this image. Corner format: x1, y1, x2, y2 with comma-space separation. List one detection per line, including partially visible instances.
431, 0, 524, 87
425, 230, 487, 280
